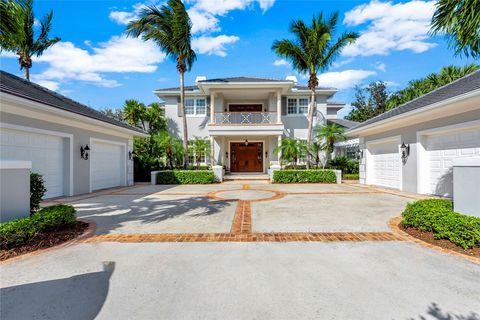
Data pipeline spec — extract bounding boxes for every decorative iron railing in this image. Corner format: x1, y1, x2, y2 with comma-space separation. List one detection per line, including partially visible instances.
213, 112, 278, 124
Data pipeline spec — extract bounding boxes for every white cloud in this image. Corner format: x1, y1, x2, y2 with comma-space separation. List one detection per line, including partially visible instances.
109, 2, 158, 25
342, 0, 437, 57
374, 62, 386, 72
192, 35, 239, 56
0, 51, 17, 58
332, 58, 354, 69
188, 8, 220, 34
31, 78, 60, 91
317, 69, 376, 90
33, 35, 166, 88
191, 0, 274, 16
273, 59, 289, 67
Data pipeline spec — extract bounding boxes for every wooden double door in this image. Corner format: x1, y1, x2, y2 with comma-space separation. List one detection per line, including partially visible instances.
230, 142, 263, 172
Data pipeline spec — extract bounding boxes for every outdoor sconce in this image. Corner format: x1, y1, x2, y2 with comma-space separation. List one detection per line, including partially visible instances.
80, 144, 90, 160
400, 142, 410, 165
225, 151, 229, 159
358, 149, 364, 159
265, 151, 268, 158
244, 139, 249, 146
128, 151, 133, 160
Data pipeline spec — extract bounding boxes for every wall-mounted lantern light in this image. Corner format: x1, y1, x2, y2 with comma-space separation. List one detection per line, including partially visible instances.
128, 151, 133, 160
225, 151, 229, 159
401, 142, 410, 165
80, 144, 90, 160
358, 149, 363, 159
244, 139, 249, 146
265, 151, 268, 158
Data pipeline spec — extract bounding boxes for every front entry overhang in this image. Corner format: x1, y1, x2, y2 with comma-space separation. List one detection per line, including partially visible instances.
208, 124, 284, 136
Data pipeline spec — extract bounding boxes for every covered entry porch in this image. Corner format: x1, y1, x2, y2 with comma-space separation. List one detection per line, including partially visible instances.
210, 135, 282, 174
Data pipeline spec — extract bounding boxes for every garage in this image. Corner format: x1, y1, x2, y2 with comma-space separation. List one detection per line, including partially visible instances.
0, 127, 67, 198
367, 138, 401, 190
424, 126, 480, 197
90, 139, 126, 191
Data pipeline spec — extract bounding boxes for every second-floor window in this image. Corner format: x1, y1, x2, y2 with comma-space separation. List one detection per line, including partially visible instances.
287, 97, 309, 115
185, 98, 207, 116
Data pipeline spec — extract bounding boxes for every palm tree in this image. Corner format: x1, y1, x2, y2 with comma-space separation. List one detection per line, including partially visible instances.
0, 0, 60, 80
145, 102, 166, 134
272, 12, 358, 168
430, 0, 480, 57
314, 123, 346, 163
191, 137, 210, 168
123, 99, 147, 130
154, 132, 184, 169
127, 0, 196, 168
274, 138, 305, 168
308, 141, 323, 168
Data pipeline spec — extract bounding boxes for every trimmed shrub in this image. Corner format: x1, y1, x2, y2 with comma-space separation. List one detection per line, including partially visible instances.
402, 199, 480, 249
156, 170, 215, 184
0, 205, 77, 250
343, 173, 359, 180
273, 170, 337, 183
30, 172, 47, 213
327, 156, 359, 175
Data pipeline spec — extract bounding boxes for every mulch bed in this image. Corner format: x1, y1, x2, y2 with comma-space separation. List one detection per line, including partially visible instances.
0, 221, 89, 261
399, 223, 480, 258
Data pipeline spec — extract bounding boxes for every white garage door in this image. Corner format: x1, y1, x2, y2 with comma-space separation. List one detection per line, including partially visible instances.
0, 128, 65, 198
425, 127, 480, 197
368, 140, 401, 190
91, 140, 125, 191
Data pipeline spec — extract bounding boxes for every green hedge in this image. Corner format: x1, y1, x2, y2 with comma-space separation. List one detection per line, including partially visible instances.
273, 170, 337, 183
0, 205, 77, 250
156, 170, 215, 184
343, 173, 359, 180
402, 199, 480, 249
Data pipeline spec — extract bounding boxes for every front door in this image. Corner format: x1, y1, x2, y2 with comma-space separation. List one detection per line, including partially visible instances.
230, 142, 263, 172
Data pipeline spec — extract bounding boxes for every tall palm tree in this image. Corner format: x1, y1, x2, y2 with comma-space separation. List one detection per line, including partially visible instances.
0, 0, 60, 80
430, 0, 480, 57
314, 123, 346, 163
123, 99, 147, 129
272, 12, 358, 168
127, 0, 196, 168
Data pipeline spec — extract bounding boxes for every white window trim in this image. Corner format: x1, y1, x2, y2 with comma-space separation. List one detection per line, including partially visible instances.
185, 98, 207, 117
286, 96, 310, 116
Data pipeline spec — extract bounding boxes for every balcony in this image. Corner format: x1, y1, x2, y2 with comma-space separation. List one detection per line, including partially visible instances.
208, 112, 284, 136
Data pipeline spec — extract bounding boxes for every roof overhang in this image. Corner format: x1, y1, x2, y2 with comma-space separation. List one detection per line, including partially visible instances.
347, 89, 480, 137
0, 92, 149, 138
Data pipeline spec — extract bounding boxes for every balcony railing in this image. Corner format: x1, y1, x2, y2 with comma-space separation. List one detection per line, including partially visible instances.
213, 112, 278, 124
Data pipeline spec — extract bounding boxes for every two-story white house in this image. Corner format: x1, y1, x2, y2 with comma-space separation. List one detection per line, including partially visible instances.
155, 76, 345, 174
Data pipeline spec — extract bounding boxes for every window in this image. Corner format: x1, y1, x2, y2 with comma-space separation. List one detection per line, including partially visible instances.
287, 97, 309, 114
298, 98, 309, 114
185, 99, 195, 115
185, 98, 206, 116
287, 98, 297, 114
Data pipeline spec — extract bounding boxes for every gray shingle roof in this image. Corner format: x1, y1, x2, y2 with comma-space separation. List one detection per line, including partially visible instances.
0, 71, 146, 134
156, 76, 336, 91
328, 118, 358, 129
350, 70, 480, 131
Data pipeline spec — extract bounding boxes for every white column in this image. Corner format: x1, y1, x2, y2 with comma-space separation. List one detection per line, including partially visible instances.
210, 91, 215, 124
277, 135, 282, 165
276, 90, 282, 123
210, 136, 215, 165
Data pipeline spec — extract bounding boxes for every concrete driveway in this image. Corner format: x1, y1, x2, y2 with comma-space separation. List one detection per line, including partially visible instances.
2, 182, 479, 319
71, 183, 410, 235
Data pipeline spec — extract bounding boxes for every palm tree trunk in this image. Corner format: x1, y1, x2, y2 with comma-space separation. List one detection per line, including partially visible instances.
24, 67, 30, 81
306, 87, 316, 169
180, 71, 188, 168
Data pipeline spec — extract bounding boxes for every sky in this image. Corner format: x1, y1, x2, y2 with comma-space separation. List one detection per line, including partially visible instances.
0, 0, 476, 118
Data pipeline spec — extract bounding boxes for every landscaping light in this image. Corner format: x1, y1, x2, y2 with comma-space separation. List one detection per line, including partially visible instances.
80, 144, 90, 160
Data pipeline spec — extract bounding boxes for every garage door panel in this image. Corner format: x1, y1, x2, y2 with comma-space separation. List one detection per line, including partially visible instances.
368, 141, 401, 190
425, 127, 480, 196
91, 141, 124, 191
0, 128, 65, 198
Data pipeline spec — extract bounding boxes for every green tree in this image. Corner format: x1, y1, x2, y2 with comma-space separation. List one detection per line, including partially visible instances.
0, 0, 60, 80
154, 132, 184, 169
345, 81, 390, 122
274, 138, 307, 168
99, 108, 124, 122
430, 0, 480, 57
145, 102, 167, 134
314, 123, 346, 162
308, 141, 323, 168
127, 0, 196, 168
388, 64, 479, 109
272, 12, 358, 168
123, 99, 147, 129
191, 137, 210, 168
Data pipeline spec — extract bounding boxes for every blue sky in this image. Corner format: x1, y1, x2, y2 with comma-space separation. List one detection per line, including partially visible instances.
0, 0, 476, 118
